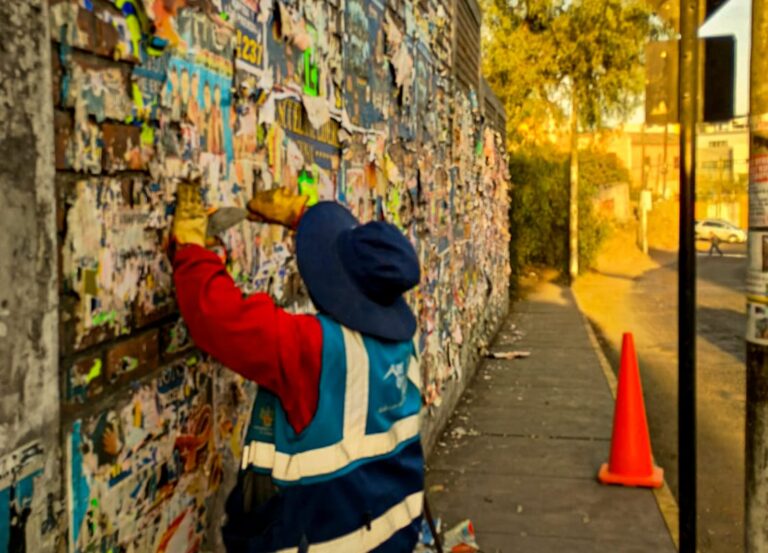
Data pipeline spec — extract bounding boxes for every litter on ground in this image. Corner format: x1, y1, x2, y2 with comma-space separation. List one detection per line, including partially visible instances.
486, 350, 530, 359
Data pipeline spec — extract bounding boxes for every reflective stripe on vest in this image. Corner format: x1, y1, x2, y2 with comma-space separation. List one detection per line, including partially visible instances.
242, 325, 421, 483
275, 491, 424, 553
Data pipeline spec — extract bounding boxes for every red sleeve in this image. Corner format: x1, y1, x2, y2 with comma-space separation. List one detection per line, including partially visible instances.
172, 244, 322, 434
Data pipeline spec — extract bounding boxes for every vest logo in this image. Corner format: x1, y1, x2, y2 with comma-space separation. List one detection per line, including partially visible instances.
380, 362, 407, 413
259, 406, 274, 428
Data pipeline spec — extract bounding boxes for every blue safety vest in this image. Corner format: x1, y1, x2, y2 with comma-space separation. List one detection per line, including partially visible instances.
223, 315, 424, 552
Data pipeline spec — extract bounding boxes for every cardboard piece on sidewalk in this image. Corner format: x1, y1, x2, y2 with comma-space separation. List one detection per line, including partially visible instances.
486, 350, 531, 359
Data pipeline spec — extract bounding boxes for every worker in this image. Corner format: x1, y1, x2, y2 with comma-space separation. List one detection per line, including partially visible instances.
170, 181, 424, 552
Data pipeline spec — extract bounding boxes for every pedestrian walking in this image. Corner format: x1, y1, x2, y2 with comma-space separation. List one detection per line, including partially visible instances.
170, 181, 425, 552
708, 234, 723, 256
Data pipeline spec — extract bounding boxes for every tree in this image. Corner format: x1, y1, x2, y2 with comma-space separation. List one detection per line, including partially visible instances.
507, 145, 626, 283
483, 0, 659, 279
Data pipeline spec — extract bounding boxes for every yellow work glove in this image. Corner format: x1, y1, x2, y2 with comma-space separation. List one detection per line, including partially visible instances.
172, 181, 207, 247
247, 187, 309, 229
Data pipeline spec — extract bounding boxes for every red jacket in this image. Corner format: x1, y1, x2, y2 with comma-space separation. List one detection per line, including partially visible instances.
173, 244, 322, 434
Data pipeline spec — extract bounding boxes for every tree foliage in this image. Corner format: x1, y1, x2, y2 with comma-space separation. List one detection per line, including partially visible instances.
485, 0, 657, 280
482, 0, 661, 145
579, 149, 631, 190
508, 146, 620, 278
508, 147, 570, 271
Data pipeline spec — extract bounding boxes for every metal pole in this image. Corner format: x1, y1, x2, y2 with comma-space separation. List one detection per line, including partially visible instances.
569, 90, 579, 281
642, 122, 647, 190
745, 0, 768, 549
663, 122, 669, 198
661, 50, 670, 200
678, 0, 699, 549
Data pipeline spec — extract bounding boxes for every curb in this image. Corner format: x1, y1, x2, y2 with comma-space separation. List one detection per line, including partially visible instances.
573, 291, 681, 552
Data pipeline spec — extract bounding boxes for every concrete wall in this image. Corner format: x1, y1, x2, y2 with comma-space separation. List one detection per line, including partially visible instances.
595, 183, 631, 222
0, 2, 61, 552
0, 0, 510, 551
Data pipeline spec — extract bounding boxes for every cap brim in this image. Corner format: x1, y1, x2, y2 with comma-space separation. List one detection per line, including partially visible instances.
296, 202, 417, 342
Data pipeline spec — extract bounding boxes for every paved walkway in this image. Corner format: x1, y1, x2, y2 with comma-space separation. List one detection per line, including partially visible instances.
425, 281, 677, 553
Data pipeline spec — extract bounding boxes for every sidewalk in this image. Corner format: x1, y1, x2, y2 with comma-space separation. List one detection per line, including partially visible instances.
425, 281, 677, 553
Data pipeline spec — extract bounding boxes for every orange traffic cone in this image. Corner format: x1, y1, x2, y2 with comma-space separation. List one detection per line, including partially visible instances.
598, 332, 663, 488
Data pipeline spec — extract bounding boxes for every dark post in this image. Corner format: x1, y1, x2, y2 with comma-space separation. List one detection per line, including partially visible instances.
678, 0, 699, 550
745, 0, 768, 549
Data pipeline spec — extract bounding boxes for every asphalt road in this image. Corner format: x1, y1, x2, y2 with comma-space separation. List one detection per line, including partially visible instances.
574, 239, 746, 553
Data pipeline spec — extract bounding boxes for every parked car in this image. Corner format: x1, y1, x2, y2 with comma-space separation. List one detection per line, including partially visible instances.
694, 219, 747, 243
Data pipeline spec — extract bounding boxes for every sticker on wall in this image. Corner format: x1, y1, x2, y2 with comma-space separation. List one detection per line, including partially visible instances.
748, 230, 768, 299
0, 442, 44, 553
227, 0, 267, 76
749, 153, 768, 227
748, 300, 768, 345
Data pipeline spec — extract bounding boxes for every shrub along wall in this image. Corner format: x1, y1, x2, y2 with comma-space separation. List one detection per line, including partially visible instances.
508, 146, 622, 281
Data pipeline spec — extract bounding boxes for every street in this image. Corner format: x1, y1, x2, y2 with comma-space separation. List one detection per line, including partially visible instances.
574, 235, 746, 553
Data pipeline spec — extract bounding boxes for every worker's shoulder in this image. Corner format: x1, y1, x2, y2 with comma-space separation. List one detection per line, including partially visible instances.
315, 314, 414, 348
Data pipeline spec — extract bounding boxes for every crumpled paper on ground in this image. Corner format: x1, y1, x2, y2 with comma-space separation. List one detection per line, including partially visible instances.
415, 518, 480, 553
486, 350, 530, 359
443, 520, 480, 553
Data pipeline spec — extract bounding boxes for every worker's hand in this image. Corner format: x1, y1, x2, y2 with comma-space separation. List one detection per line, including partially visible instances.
172, 180, 207, 247
246, 187, 308, 229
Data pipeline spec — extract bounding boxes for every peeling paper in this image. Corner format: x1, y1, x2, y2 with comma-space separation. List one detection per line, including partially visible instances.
72, 104, 103, 175
66, 64, 133, 122
69, 357, 255, 553
384, 12, 403, 52
258, 0, 273, 23
259, 93, 277, 125
384, 154, 403, 185
286, 139, 305, 173
63, 178, 173, 344
64, 181, 102, 267
302, 93, 331, 129
392, 45, 414, 89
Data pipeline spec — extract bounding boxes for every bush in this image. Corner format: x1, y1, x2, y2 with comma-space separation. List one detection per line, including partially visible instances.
508, 147, 569, 274
508, 145, 615, 283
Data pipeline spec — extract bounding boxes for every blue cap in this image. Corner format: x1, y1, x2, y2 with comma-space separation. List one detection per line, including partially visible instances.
296, 202, 420, 341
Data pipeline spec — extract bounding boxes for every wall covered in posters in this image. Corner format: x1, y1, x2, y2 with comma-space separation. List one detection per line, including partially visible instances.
49, 0, 509, 550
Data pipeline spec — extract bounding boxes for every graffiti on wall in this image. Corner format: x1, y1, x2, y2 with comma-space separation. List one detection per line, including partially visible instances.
53, 0, 509, 549
67, 356, 252, 552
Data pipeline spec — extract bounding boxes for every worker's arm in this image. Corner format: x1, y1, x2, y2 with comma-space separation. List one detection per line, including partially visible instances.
172, 243, 322, 434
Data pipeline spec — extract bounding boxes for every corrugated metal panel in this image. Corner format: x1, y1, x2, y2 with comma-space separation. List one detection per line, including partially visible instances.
481, 78, 506, 133
454, 0, 481, 93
